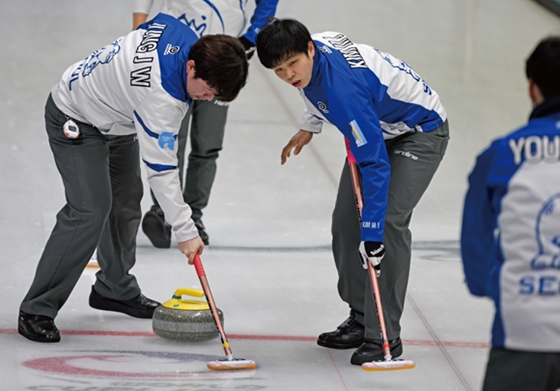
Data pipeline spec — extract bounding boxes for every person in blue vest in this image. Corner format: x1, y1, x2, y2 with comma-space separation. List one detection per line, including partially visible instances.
18, 13, 248, 343
256, 18, 449, 365
461, 36, 560, 391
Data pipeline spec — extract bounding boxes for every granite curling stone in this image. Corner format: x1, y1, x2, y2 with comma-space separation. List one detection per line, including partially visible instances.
152, 287, 224, 342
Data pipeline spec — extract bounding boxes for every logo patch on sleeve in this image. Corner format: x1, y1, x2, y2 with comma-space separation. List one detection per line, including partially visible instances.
158, 132, 176, 151
164, 43, 180, 55
350, 120, 367, 147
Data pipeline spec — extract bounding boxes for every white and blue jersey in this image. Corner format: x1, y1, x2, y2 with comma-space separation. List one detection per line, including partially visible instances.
134, 0, 278, 44
300, 32, 447, 242
461, 98, 560, 352
52, 13, 200, 242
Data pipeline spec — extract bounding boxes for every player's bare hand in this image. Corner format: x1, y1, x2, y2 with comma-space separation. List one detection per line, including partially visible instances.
178, 236, 204, 265
281, 130, 313, 165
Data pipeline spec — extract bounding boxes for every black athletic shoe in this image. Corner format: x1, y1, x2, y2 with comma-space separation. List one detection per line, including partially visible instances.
89, 287, 160, 319
18, 311, 60, 343
317, 310, 365, 349
142, 206, 172, 249
194, 219, 209, 245
350, 337, 403, 365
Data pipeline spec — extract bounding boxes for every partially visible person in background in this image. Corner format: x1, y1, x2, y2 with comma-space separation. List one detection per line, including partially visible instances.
461, 36, 560, 391
133, 0, 278, 248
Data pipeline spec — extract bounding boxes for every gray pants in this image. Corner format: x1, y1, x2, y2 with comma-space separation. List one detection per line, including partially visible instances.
20, 94, 143, 319
152, 99, 228, 221
482, 348, 560, 391
332, 122, 449, 340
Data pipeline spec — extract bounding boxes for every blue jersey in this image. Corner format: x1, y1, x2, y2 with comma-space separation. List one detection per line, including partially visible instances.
300, 32, 447, 242
461, 98, 560, 351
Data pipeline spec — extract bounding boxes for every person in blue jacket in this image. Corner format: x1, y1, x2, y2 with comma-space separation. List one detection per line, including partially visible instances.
461, 36, 560, 391
256, 18, 449, 365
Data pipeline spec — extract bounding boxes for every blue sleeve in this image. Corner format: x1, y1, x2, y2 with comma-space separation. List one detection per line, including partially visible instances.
460, 145, 498, 297
241, 0, 279, 44
330, 81, 391, 243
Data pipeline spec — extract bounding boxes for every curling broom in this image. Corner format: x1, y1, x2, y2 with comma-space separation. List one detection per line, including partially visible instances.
193, 254, 257, 370
345, 139, 415, 372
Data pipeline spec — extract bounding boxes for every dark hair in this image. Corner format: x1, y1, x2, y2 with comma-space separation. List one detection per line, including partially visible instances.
256, 18, 313, 69
526, 36, 560, 100
188, 35, 248, 102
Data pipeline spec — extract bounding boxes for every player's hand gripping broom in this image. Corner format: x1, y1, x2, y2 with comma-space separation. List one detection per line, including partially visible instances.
193, 254, 257, 370
345, 140, 415, 371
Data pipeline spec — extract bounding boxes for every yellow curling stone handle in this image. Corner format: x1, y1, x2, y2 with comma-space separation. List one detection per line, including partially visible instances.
162, 287, 210, 310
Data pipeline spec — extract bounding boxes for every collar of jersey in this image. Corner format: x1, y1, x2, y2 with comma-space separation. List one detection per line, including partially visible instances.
529, 95, 560, 121
303, 43, 325, 93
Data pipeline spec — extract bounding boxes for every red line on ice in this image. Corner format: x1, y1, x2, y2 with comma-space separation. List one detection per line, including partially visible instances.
1, 328, 489, 348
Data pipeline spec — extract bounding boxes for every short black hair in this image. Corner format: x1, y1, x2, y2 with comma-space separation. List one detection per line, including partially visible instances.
256, 18, 313, 69
189, 35, 249, 102
526, 36, 560, 100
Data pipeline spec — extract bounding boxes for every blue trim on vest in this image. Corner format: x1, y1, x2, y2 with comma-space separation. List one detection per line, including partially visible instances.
134, 111, 158, 139
143, 159, 177, 172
